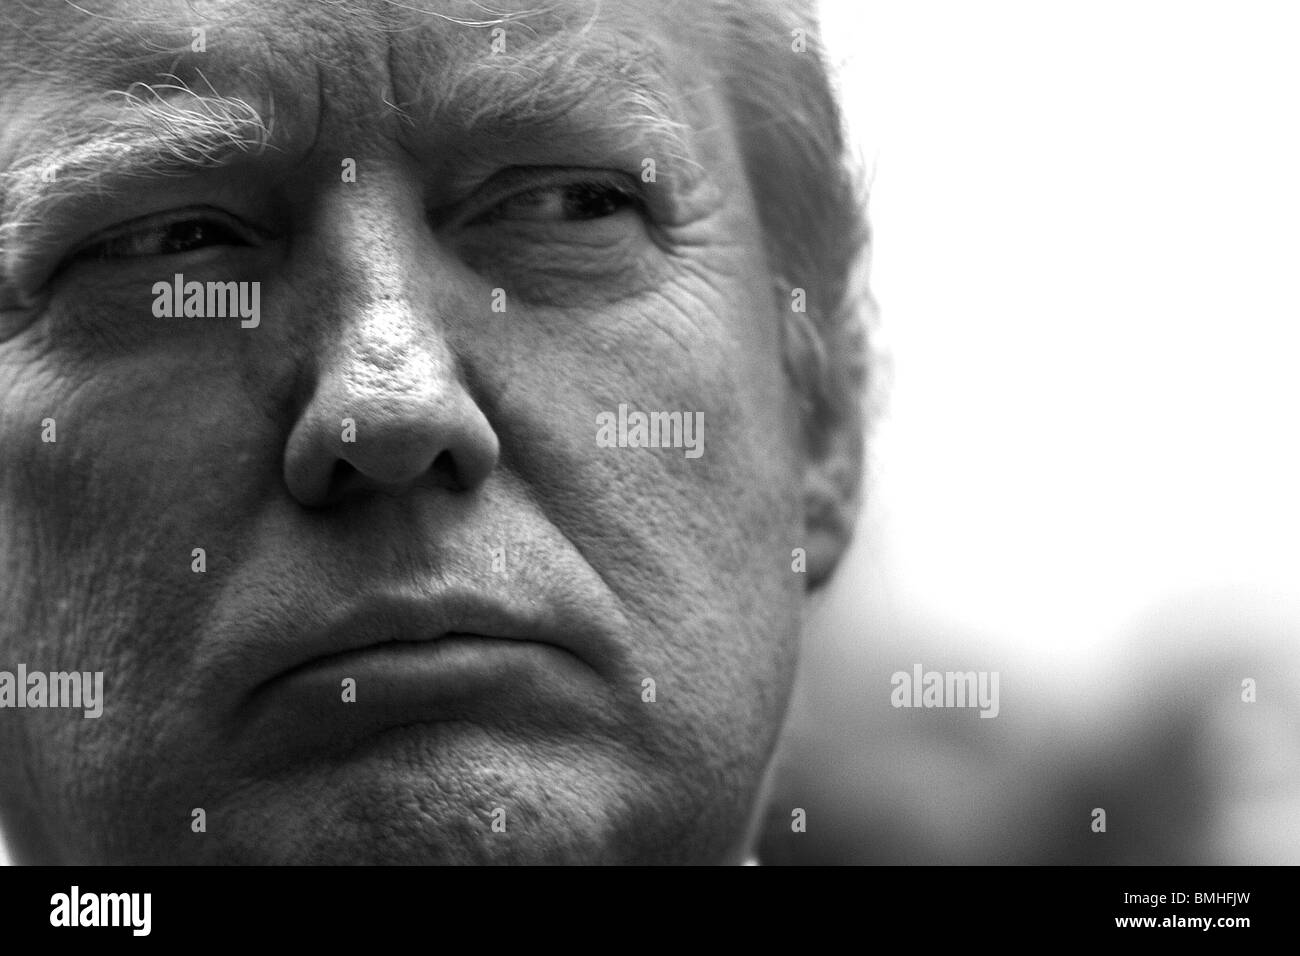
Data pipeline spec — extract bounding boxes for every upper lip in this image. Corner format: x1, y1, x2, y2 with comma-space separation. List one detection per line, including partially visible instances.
246, 585, 613, 701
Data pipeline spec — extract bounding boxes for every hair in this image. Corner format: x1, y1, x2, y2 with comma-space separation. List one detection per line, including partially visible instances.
701, 0, 872, 480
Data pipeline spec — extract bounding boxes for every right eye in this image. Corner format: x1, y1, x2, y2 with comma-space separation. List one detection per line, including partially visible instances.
70, 212, 252, 262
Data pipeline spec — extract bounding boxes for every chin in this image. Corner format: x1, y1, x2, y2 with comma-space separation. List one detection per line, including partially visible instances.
96, 725, 750, 865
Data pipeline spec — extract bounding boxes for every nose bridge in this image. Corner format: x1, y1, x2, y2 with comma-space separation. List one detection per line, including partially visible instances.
322, 173, 428, 310
309, 177, 457, 390
335, 295, 448, 411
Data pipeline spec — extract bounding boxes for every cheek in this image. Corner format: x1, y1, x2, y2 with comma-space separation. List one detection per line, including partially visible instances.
0, 328, 283, 715
0, 320, 298, 841
482, 245, 804, 734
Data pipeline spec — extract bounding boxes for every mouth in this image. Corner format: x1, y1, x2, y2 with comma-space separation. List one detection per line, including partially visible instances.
236, 590, 615, 763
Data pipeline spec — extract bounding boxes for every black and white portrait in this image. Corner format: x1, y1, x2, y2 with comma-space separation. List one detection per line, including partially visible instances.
0, 0, 1296, 883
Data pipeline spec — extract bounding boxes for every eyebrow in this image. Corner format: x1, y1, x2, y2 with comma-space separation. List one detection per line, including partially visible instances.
0, 74, 272, 278
421, 30, 701, 173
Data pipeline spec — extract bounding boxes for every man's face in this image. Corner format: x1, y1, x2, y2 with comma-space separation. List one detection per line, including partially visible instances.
0, 0, 808, 863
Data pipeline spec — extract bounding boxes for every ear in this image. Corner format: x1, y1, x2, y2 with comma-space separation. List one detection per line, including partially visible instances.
801, 401, 863, 588
781, 293, 867, 590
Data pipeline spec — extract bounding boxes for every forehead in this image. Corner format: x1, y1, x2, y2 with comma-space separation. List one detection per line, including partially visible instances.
0, 0, 695, 100
0, 0, 712, 164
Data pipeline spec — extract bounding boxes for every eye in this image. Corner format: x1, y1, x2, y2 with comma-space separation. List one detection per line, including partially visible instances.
473, 180, 642, 225
70, 211, 252, 262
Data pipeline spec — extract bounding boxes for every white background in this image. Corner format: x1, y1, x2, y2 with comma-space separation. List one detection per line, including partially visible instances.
821, 0, 1300, 669
777, 0, 1300, 863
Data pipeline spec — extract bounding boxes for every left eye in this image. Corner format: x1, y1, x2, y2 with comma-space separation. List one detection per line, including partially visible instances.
72, 216, 249, 262
477, 181, 641, 224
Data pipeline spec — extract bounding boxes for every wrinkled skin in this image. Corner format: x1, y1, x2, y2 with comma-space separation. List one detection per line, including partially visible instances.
0, 0, 855, 864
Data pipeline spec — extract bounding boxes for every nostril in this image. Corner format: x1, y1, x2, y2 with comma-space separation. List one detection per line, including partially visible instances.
319, 458, 359, 504
329, 458, 354, 489
320, 449, 465, 503
429, 449, 459, 489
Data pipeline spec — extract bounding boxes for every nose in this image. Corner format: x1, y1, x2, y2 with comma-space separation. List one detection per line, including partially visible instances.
282, 197, 500, 507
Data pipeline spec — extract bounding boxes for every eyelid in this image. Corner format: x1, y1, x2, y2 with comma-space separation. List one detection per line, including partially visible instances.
66, 205, 271, 262
436, 167, 646, 229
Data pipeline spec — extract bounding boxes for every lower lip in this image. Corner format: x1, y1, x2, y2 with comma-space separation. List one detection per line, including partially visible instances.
240, 636, 600, 761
